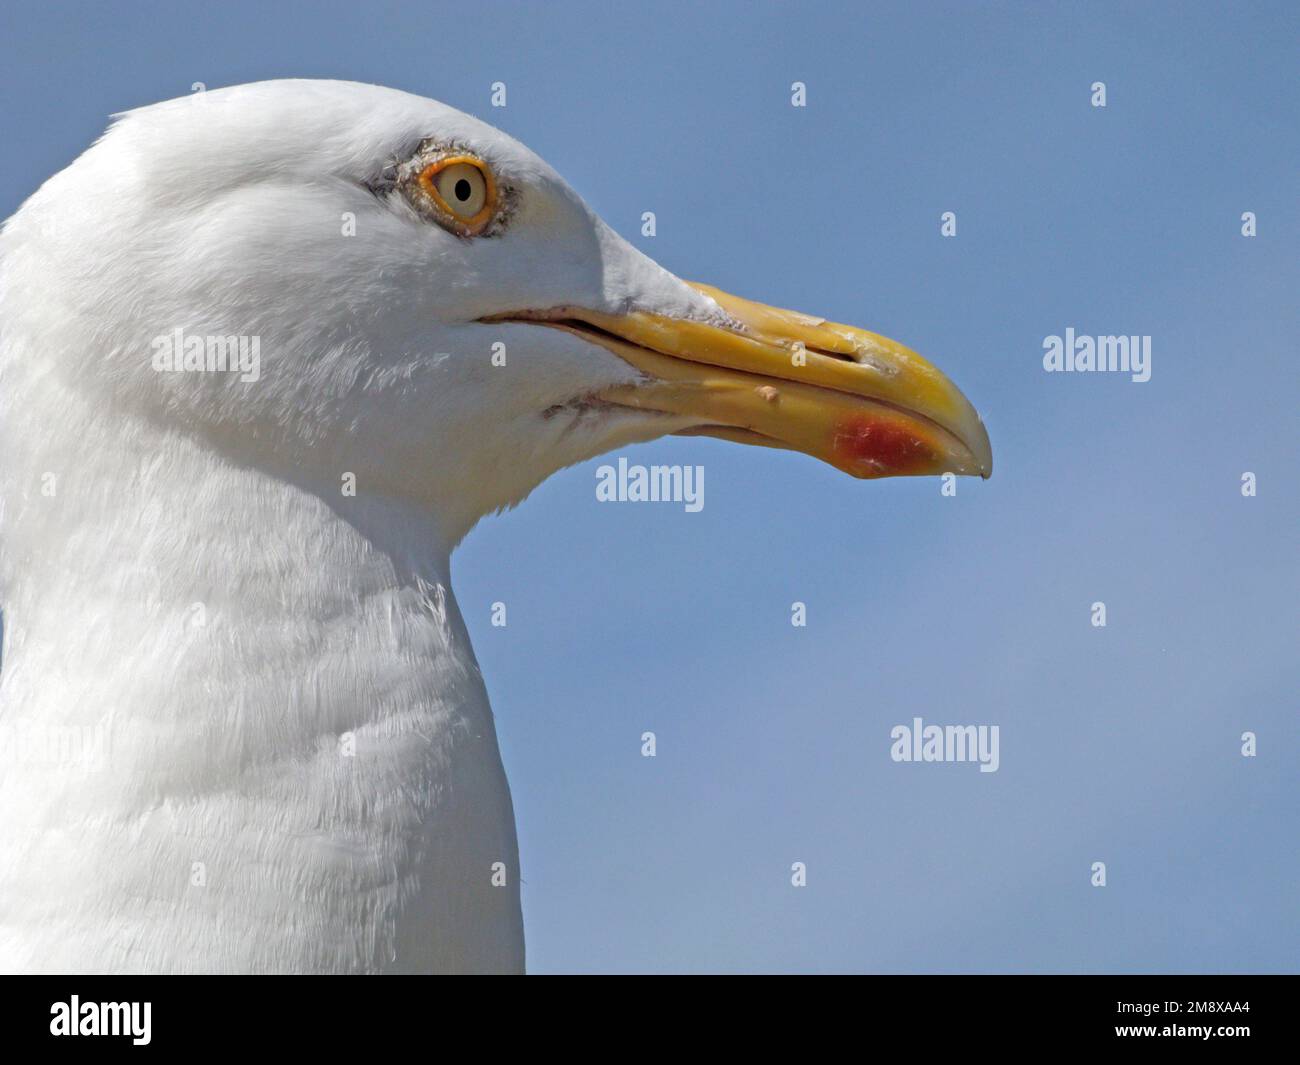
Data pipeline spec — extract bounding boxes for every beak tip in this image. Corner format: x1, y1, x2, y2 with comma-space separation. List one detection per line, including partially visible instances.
970, 415, 993, 479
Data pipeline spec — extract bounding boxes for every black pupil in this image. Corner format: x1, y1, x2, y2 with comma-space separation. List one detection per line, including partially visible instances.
454, 178, 472, 202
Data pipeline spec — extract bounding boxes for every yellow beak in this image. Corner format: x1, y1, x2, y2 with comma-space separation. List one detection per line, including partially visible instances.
497, 282, 992, 480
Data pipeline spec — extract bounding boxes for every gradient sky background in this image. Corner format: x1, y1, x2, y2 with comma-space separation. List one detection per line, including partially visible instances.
2, 1, 1295, 973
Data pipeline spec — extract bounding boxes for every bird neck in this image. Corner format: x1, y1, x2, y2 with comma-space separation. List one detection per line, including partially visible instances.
0, 397, 524, 972
9, 405, 466, 731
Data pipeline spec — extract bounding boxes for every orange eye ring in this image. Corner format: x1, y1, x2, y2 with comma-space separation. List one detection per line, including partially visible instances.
417, 155, 498, 236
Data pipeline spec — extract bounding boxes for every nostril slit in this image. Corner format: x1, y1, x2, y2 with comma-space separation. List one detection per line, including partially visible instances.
806, 344, 863, 365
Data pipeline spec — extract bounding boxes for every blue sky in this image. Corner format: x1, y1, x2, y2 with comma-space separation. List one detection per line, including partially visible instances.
3, 1, 1295, 972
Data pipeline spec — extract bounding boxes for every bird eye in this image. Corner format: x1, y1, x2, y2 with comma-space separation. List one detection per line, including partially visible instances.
417, 156, 496, 235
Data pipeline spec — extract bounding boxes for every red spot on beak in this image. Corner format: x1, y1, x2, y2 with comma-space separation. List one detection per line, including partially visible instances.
832, 414, 938, 477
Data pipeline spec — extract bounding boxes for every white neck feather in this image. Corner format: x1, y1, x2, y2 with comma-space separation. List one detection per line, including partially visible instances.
0, 386, 524, 972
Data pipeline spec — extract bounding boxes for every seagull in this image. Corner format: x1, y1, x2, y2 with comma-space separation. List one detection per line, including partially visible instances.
0, 80, 991, 973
